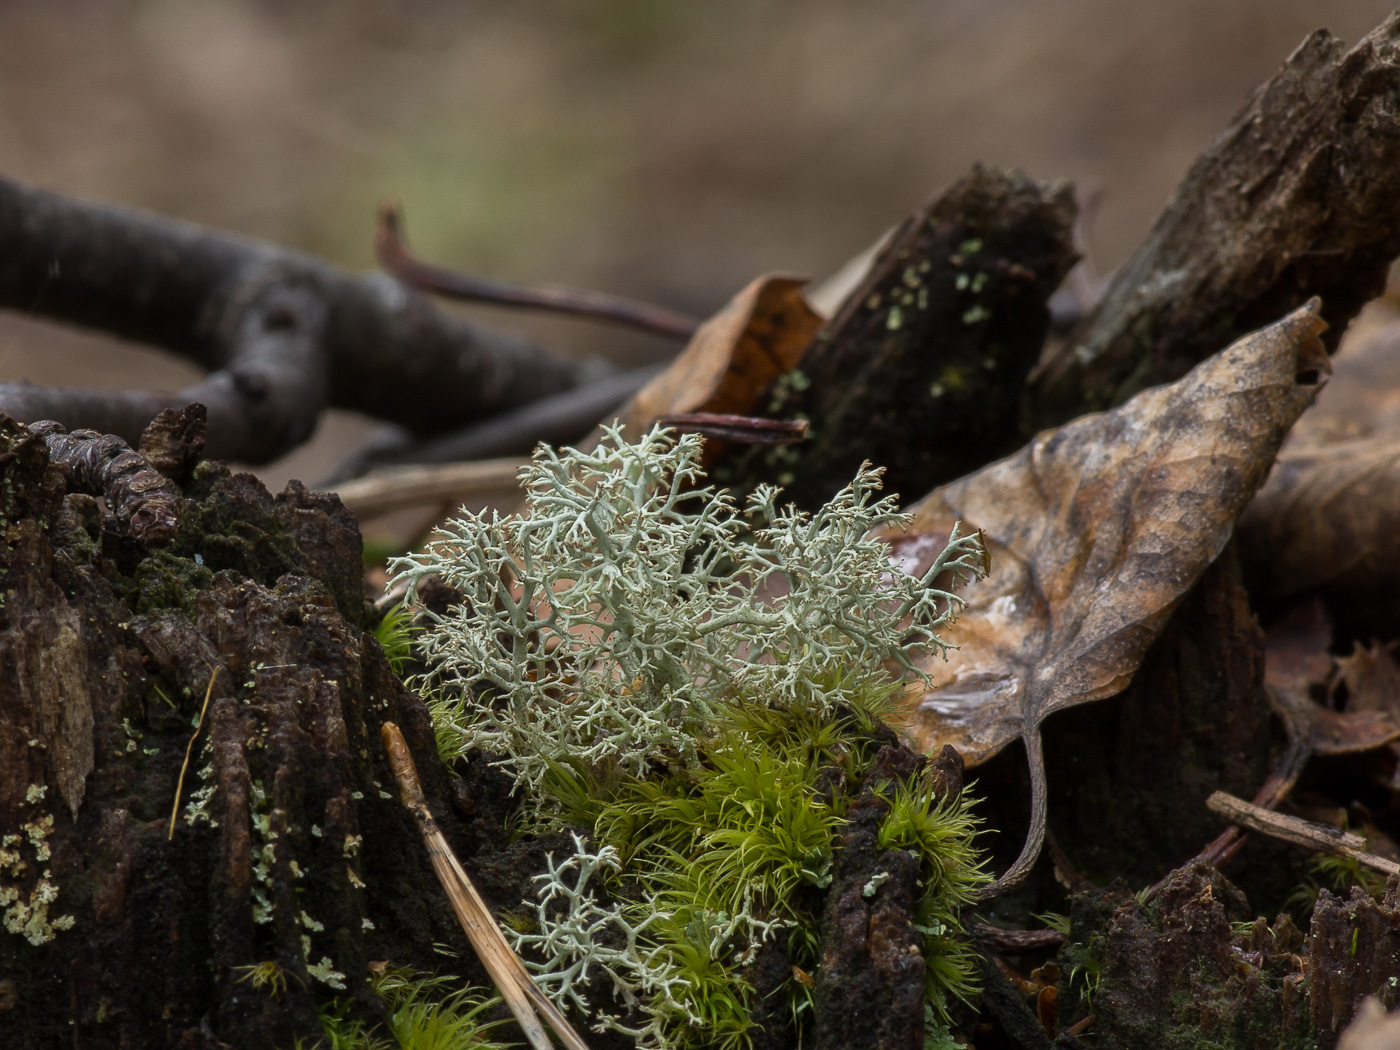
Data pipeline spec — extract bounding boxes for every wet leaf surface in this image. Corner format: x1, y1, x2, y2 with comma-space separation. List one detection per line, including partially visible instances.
876, 300, 1329, 890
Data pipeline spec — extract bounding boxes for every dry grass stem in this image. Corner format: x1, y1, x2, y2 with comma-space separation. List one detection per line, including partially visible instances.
380, 721, 591, 1050
333, 459, 528, 519
168, 667, 220, 840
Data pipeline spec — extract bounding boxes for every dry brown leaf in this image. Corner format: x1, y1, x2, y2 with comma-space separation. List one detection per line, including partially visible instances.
617, 274, 822, 449
880, 300, 1329, 893
1336, 641, 1400, 715
1261, 603, 1400, 757
1240, 308, 1400, 596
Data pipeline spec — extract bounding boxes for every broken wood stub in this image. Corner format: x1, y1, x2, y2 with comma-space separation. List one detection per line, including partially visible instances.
1308, 878, 1400, 1047
1032, 14, 1400, 427
720, 165, 1076, 510
0, 415, 484, 1049
813, 741, 933, 1050
1056, 861, 1311, 1049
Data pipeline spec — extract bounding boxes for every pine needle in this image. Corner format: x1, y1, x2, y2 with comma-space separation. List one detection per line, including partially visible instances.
381, 721, 592, 1050
169, 667, 220, 840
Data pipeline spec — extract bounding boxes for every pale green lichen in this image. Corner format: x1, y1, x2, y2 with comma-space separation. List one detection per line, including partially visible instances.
392, 424, 984, 801
396, 426, 989, 1050
2, 808, 73, 946
508, 835, 690, 1047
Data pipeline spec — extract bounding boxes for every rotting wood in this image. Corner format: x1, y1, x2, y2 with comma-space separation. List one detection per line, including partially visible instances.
1031, 13, 1400, 427
717, 165, 1076, 509
0, 413, 511, 1048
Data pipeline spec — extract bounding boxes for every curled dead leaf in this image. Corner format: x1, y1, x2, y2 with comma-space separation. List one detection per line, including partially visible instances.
1261, 602, 1400, 758
616, 274, 822, 459
880, 300, 1329, 894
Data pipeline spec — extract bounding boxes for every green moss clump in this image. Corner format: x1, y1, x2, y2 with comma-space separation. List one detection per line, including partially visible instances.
300, 967, 507, 1050
515, 687, 987, 1050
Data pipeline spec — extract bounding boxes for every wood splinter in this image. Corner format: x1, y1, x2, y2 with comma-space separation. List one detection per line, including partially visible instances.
1206, 790, 1400, 877
380, 721, 591, 1050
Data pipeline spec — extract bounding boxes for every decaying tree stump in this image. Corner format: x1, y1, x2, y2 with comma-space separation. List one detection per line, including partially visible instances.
1042, 544, 1279, 888
718, 165, 1076, 509
0, 413, 510, 1049
1055, 861, 1313, 1050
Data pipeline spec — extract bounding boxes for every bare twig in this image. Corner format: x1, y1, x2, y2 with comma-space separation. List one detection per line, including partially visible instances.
1207, 791, 1400, 877
381, 721, 591, 1050
334, 367, 662, 477
334, 459, 527, 520
970, 921, 1067, 954
653, 412, 809, 445
169, 668, 220, 840
0, 173, 600, 463
376, 201, 699, 342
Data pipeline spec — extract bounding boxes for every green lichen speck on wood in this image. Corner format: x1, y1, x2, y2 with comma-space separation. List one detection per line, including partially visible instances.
391, 426, 991, 1049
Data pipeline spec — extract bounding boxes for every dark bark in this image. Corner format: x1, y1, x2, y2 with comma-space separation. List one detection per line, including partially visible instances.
717, 165, 1076, 510
812, 743, 929, 1050
0, 174, 602, 463
1042, 544, 1280, 890
1030, 14, 1400, 427
0, 415, 523, 1049
1307, 878, 1400, 1048
1053, 861, 1312, 1050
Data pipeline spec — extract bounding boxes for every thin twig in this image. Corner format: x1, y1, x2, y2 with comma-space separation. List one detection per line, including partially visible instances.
169, 667, 220, 840
1206, 791, 1400, 877
970, 921, 1066, 954
381, 721, 591, 1050
653, 412, 809, 445
376, 201, 699, 341
331, 367, 663, 478
333, 459, 528, 519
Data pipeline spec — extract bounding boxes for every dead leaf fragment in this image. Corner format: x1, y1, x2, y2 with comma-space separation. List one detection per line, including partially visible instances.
1338, 997, 1400, 1050
616, 274, 822, 453
881, 300, 1329, 892
1240, 308, 1400, 596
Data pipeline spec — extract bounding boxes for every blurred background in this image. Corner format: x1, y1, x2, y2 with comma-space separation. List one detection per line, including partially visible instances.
0, 0, 1395, 495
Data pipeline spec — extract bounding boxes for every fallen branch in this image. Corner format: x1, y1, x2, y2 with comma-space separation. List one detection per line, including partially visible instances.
1206, 791, 1400, 877
376, 201, 699, 341
334, 366, 661, 477
0, 173, 602, 463
334, 459, 527, 520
